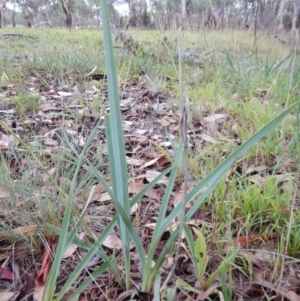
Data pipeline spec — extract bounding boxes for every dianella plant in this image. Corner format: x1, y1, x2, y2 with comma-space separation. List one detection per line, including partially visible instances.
39, 0, 300, 299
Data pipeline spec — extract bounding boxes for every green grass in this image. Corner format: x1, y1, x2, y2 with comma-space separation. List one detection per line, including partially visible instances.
0, 26, 299, 299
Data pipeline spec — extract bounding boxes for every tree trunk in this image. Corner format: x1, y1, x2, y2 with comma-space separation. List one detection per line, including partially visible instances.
60, 0, 72, 28
126, 0, 138, 30
136, 0, 142, 28
181, 0, 188, 28
96, 5, 100, 28
205, 6, 214, 29
0, 5, 3, 28
218, 0, 226, 30
258, 0, 265, 29
147, 0, 155, 27
22, 5, 32, 27
0, 0, 8, 28
244, 0, 249, 28
254, 0, 259, 51
293, 0, 300, 31
296, 8, 300, 30
277, 0, 287, 30
12, 0, 16, 27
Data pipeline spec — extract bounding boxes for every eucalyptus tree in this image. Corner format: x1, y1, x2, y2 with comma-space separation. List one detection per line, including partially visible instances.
72, 0, 96, 27
0, 0, 9, 27
181, 0, 188, 26
151, 0, 179, 29
15, 0, 34, 27
6, 0, 297, 30
14, 0, 57, 26
126, 0, 139, 29
276, 0, 288, 29
120, 0, 154, 27
59, 0, 71, 27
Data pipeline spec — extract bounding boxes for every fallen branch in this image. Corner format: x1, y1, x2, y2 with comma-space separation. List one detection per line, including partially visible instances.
33, 22, 53, 28
1, 33, 37, 40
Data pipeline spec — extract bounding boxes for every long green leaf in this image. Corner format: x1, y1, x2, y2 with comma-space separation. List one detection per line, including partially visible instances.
143, 142, 183, 291
183, 224, 200, 280
130, 167, 172, 204
154, 102, 299, 287
154, 274, 161, 301
44, 149, 85, 300
62, 122, 116, 201
148, 229, 178, 288
185, 102, 299, 221
100, 3, 130, 212
65, 185, 95, 251
205, 249, 238, 289
193, 227, 209, 284
106, 184, 147, 271
44, 115, 107, 300
54, 219, 115, 301
105, 115, 131, 288
66, 261, 111, 301
162, 102, 299, 230
47, 224, 109, 261
101, 0, 131, 289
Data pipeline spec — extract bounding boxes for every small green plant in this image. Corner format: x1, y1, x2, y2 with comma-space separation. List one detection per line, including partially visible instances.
27, 95, 39, 111
176, 225, 238, 297
10, 93, 39, 115
10, 94, 25, 115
